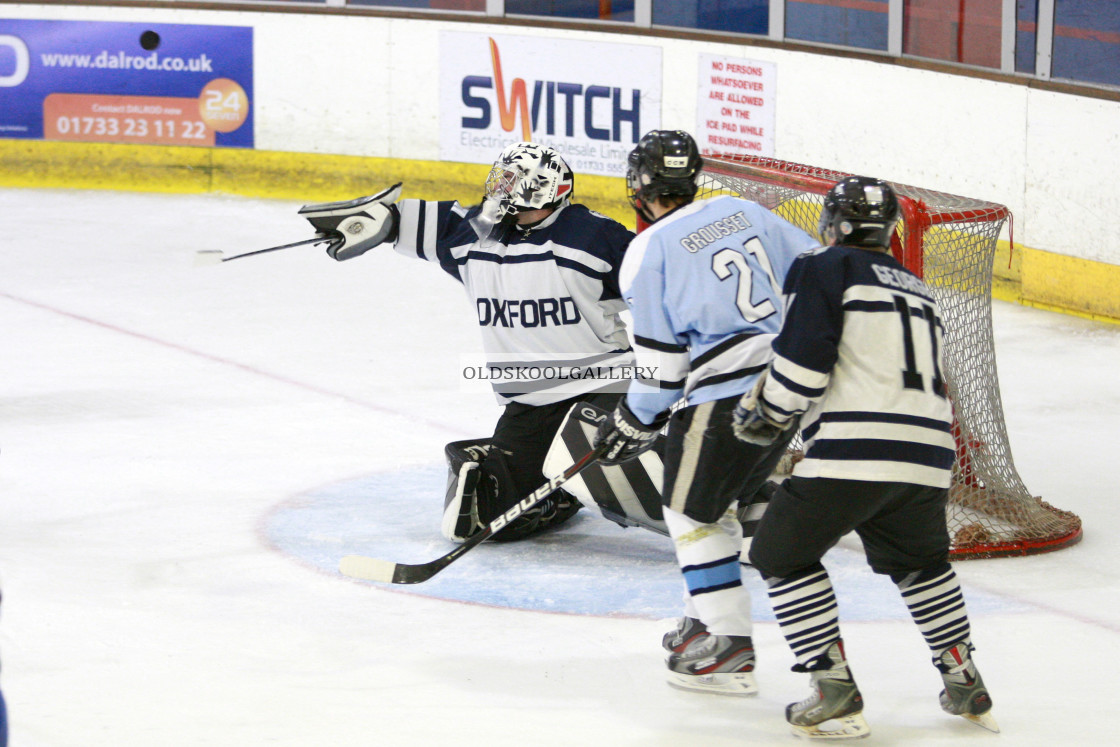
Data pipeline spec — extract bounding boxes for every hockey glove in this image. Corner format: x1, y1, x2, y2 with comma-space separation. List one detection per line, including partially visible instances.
298, 182, 403, 261
594, 399, 668, 466
732, 370, 793, 446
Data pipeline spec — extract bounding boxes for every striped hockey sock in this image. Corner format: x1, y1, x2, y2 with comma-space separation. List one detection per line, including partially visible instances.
893, 563, 972, 654
764, 563, 841, 667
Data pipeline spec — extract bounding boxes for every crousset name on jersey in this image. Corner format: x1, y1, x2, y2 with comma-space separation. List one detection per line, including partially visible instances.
680, 211, 753, 253
476, 296, 582, 327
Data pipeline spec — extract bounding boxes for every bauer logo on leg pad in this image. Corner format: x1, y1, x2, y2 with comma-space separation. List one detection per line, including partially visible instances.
489, 476, 565, 532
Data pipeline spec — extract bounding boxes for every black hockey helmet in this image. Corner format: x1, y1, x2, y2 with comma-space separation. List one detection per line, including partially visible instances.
626, 130, 704, 222
819, 176, 900, 249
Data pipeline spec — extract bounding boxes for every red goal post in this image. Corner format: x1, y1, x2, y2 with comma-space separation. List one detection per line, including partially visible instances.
697, 154, 1082, 559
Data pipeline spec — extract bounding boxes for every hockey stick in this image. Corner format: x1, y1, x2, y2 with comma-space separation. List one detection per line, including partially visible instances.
339, 442, 610, 585
194, 236, 332, 265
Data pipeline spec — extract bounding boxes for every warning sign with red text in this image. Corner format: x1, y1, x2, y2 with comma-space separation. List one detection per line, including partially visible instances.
696, 54, 775, 158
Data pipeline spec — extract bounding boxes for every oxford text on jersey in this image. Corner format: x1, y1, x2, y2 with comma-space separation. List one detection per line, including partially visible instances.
476, 296, 582, 327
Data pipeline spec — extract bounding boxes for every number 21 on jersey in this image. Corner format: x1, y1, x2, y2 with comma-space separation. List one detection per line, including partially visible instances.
710, 238, 781, 322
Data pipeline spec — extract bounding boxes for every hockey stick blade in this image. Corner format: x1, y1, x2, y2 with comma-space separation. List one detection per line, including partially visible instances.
339, 555, 400, 583
194, 249, 225, 266
338, 442, 610, 585
194, 236, 332, 265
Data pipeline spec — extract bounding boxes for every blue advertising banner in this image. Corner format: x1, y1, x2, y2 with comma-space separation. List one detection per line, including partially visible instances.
0, 19, 253, 147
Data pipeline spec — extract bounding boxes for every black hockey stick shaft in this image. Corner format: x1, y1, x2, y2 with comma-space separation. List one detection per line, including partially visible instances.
339, 442, 610, 585
196, 236, 331, 265
220, 235, 331, 262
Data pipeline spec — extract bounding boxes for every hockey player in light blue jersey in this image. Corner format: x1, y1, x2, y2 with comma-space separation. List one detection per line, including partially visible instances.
593, 130, 820, 696
301, 142, 635, 544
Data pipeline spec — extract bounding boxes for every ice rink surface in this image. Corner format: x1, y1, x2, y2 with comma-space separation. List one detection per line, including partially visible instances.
1, 187, 1117, 746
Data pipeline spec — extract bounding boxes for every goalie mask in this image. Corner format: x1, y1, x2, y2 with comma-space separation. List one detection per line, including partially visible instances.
819, 176, 900, 249
471, 142, 574, 245
626, 130, 703, 223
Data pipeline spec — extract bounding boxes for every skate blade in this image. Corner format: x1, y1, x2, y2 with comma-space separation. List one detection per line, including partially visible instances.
791, 713, 871, 740
666, 671, 758, 697
962, 710, 1000, 733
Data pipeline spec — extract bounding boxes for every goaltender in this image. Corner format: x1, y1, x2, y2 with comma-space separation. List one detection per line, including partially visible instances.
300, 142, 635, 543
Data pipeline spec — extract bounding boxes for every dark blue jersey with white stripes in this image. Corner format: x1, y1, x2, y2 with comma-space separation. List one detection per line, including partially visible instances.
758, 244, 956, 487
393, 199, 635, 405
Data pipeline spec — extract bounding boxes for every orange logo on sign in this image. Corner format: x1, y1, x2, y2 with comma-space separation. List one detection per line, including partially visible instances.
198, 78, 249, 133
489, 39, 531, 142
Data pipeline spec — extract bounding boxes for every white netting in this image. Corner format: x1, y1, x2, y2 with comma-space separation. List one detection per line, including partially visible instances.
700, 155, 1081, 558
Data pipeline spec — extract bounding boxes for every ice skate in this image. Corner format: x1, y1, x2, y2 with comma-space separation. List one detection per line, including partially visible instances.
936, 641, 999, 733
665, 633, 757, 696
662, 616, 709, 655
787, 640, 870, 740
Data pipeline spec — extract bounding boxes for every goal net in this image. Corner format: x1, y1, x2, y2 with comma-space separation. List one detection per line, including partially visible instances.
698, 154, 1082, 559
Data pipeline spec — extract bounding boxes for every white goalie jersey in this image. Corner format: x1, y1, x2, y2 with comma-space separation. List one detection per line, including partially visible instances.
393, 199, 636, 406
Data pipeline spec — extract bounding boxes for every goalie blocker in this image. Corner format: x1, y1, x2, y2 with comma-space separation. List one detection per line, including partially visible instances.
299, 182, 402, 261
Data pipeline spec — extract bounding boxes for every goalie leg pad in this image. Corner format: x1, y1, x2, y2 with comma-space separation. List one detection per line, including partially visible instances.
441, 439, 492, 543
543, 402, 669, 536
442, 439, 550, 543
480, 446, 570, 543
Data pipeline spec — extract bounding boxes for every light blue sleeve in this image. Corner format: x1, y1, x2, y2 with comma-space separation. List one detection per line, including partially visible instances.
621, 238, 690, 425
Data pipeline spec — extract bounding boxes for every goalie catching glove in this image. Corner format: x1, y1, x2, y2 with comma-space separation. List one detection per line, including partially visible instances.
732, 369, 795, 446
593, 399, 668, 466
298, 182, 402, 261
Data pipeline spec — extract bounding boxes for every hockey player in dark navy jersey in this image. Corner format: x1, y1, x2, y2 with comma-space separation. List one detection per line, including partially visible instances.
733, 176, 997, 739
301, 142, 635, 543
